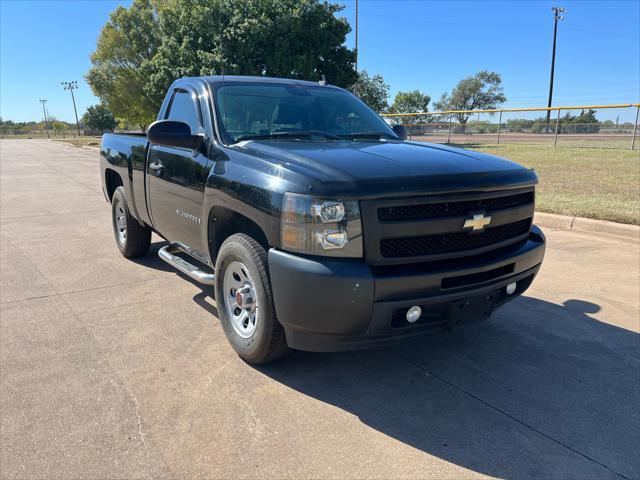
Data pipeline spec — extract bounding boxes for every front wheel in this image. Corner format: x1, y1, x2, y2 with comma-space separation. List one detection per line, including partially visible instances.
214, 234, 289, 364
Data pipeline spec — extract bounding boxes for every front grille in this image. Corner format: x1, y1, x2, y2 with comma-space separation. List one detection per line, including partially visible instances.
378, 191, 534, 222
380, 218, 532, 258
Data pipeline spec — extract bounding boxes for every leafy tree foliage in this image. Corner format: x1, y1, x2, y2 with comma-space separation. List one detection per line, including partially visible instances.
389, 90, 431, 114
87, 0, 357, 129
388, 90, 431, 125
352, 70, 389, 112
433, 71, 506, 125
51, 121, 67, 134
86, 0, 162, 131
82, 104, 118, 132
531, 109, 600, 134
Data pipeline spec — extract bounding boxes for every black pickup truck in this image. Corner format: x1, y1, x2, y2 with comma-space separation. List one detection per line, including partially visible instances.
101, 75, 545, 364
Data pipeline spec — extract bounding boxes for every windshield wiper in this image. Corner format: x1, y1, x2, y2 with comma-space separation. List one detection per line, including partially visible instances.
342, 132, 398, 140
235, 130, 342, 142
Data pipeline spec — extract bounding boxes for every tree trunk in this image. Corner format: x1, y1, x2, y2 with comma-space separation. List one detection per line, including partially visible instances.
457, 115, 469, 134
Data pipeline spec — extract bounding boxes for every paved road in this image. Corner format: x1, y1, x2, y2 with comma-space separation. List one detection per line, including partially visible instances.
1, 140, 638, 479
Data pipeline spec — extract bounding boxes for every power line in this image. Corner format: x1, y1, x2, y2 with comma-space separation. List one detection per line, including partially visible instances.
508, 89, 639, 99
357, 11, 639, 38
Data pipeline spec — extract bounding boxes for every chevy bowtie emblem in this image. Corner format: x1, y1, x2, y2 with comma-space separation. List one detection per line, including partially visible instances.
463, 211, 492, 233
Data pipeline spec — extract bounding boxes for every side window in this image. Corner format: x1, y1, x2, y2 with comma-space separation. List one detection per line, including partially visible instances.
166, 89, 202, 134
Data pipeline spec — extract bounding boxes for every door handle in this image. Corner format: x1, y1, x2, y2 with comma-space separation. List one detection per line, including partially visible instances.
149, 161, 164, 175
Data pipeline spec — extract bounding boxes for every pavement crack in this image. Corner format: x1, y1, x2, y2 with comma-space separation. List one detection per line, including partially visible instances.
0, 274, 176, 306
384, 347, 631, 480
110, 378, 148, 450
129, 389, 149, 450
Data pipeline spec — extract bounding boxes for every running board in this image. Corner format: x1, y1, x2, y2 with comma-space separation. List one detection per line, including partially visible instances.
158, 245, 215, 285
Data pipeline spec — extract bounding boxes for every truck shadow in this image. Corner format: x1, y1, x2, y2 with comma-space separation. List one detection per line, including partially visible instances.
132, 241, 174, 273
131, 245, 638, 477
255, 297, 639, 479
131, 241, 219, 316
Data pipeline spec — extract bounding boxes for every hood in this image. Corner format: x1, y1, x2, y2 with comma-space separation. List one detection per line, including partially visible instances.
236, 139, 537, 198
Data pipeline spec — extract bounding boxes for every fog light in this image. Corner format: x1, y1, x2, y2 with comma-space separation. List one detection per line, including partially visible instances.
506, 282, 517, 295
406, 306, 422, 323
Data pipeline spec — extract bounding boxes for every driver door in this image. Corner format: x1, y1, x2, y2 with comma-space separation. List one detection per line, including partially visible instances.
147, 88, 210, 253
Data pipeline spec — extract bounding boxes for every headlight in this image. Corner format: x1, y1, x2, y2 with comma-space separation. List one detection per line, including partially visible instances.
281, 193, 363, 257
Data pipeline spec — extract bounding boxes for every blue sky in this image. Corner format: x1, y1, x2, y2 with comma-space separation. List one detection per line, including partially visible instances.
1, 0, 638, 123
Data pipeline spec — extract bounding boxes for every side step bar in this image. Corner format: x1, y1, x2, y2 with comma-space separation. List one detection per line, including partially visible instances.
158, 245, 215, 285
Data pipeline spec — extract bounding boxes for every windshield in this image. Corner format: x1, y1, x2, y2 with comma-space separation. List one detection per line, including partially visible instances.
213, 83, 397, 144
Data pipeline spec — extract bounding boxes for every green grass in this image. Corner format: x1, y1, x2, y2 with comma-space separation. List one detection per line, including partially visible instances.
53, 137, 101, 147
5, 136, 638, 225
465, 144, 640, 225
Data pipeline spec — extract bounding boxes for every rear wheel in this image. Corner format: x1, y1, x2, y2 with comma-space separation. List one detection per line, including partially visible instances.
214, 233, 289, 364
111, 186, 151, 258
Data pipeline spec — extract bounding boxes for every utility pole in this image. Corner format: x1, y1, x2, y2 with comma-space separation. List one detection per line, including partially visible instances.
39, 99, 49, 138
355, 0, 359, 74
61, 81, 81, 136
545, 7, 566, 133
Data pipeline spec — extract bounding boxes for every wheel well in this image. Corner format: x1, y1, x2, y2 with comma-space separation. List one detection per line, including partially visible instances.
105, 169, 123, 201
208, 207, 269, 260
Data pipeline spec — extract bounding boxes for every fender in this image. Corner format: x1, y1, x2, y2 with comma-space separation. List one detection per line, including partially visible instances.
100, 134, 150, 226
201, 149, 291, 265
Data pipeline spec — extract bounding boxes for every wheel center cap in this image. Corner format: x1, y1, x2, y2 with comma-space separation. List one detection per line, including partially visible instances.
235, 287, 254, 310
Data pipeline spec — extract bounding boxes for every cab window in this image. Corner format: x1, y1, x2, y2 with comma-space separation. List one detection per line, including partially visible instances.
166, 89, 202, 134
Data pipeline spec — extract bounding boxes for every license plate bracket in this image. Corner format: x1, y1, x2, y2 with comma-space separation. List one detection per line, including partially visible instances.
446, 290, 500, 327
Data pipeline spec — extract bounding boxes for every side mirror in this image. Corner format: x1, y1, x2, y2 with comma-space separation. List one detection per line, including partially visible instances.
147, 120, 204, 150
392, 124, 408, 141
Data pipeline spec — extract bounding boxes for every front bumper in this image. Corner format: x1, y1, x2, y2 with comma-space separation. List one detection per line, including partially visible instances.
268, 225, 546, 352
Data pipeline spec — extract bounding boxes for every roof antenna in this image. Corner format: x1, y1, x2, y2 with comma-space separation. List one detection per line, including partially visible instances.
319, 74, 326, 86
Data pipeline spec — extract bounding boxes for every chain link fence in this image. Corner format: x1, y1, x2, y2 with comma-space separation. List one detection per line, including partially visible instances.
382, 103, 640, 150
0, 129, 105, 139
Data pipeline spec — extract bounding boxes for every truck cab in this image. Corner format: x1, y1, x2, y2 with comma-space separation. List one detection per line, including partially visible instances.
101, 75, 545, 364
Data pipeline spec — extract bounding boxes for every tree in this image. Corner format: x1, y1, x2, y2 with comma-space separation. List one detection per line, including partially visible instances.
50, 120, 67, 135
86, 0, 162, 131
573, 109, 599, 133
433, 71, 506, 129
352, 70, 389, 112
389, 90, 431, 113
82, 104, 117, 132
531, 109, 600, 134
88, 0, 357, 130
147, 0, 356, 100
388, 90, 431, 125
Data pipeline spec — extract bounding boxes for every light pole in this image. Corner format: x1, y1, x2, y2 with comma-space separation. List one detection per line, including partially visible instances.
61, 81, 81, 136
545, 7, 566, 133
39, 99, 49, 138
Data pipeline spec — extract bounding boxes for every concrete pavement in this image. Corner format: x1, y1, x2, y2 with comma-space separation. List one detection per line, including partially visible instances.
1, 139, 638, 479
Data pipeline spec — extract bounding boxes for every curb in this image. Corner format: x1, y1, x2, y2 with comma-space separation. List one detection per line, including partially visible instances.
535, 212, 639, 242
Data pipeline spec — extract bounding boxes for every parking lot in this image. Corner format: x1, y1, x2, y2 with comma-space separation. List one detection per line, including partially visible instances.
1, 139, 638, 479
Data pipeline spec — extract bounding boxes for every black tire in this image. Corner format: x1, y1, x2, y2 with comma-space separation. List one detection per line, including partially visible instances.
214, 233, 289, 364
111, 186, 151, 258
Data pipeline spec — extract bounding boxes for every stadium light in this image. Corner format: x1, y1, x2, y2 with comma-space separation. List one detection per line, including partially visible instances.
61, 81, 81, 136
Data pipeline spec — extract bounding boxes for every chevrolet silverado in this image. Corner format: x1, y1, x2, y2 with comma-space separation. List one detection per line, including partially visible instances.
100, 75, 545, 364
